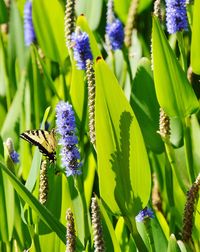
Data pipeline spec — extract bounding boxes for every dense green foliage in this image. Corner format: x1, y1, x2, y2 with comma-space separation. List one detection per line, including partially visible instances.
0, 0, 200, 251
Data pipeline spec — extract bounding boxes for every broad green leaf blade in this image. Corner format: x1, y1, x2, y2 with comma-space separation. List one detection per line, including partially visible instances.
76, 0, 103, 30
0, 162, 66, 244
32, 0, 68, 63
130, 58, 164, 153
191, 0, 200, 74
152, 16, 199, 118
95, 58, 151, 216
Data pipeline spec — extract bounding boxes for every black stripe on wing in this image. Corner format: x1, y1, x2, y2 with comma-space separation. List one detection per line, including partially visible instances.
20, 132, 56, 162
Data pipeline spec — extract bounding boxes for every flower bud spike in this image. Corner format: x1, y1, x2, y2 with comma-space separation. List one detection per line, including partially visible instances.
66, 209, 76, 252
91, 197, 105, 252
64, 0, 76, 48
39, 159, 48, 205
124, 0, 140, 48
86, 59, 96, 146
182, 173, 200, 242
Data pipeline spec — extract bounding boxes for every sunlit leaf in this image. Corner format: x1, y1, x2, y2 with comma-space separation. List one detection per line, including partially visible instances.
95, 57, 151, 216
152, 16, 199, 118
191, 0, 200, 74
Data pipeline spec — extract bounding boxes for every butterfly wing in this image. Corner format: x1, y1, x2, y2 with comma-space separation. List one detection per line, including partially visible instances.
20, 129, 56, 162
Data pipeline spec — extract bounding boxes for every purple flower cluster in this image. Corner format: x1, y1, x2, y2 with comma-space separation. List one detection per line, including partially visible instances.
56, 101, 82, 177
24, 0, 36, 46
165, 0, 188, 34
10, 151, 20, 164
106, 19, 124, 50
135, 208, 154, 222
71, 29, 93, 70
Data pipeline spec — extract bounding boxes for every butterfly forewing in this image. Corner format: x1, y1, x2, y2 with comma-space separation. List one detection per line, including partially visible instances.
20, 129, 56, 162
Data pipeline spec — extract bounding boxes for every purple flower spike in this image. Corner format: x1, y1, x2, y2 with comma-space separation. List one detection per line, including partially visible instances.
165, 0, 188, 34
106, 19, 124, 50
71, 28, 93, 70
24, 0, 36, 46
135, 207, 154, 222
56, 101, 82, 177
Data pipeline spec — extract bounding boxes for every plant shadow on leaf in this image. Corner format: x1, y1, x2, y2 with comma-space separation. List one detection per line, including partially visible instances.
110, 111, 142, 217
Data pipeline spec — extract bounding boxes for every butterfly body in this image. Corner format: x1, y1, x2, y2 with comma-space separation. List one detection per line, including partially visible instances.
20, 129, 56, 162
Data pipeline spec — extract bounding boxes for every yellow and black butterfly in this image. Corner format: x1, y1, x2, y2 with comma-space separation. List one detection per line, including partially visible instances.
20, 129, 56, 163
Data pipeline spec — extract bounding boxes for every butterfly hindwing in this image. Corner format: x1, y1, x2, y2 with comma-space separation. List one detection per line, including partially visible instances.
20, 129, 56, 162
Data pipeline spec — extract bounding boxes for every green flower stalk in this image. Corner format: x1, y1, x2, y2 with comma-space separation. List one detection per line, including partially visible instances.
182, 173, 200, 242
66, 209, 76, 252
64, 0, 76, 48
39, 159, 48, 205
91, 197, 105, 252
124, 0, 140, 48
86, 59, 96, 146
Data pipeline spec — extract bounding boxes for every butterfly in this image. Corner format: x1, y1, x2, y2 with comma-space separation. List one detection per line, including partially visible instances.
20, 129, 56, 163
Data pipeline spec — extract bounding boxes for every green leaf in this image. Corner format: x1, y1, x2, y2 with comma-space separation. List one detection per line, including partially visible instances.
1, 72, 26, 140
0, 161, 66, 244
95, 58, 151, 216
114, 0, 152, 23
190, 115, 200, 177
0, 168, 14, 241
152, 16, 199, 118
0, 0, 8, 24
32, 0, 68, 63
130, 58, 164, 153
191, 0, 200, 74
167, 234, 181, 252
76, 0, 103, 30
8, 0, 26, 71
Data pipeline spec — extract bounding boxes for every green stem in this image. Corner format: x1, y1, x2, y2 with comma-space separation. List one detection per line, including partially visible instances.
183, 116, 195, 184
164, 139, 187, 194
164, 151, 175, 232
110, 50, 116, 76
123, 46, 133, 85
177, 32, 187, 72
74, 176, 90, 244
31, 47, 40, 128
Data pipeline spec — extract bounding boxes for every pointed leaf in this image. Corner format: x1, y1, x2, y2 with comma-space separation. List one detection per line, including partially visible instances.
152, 16, 199, 118
95, 58, 151, 216
76, 0, 103, 30
130, 58, 164, 153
